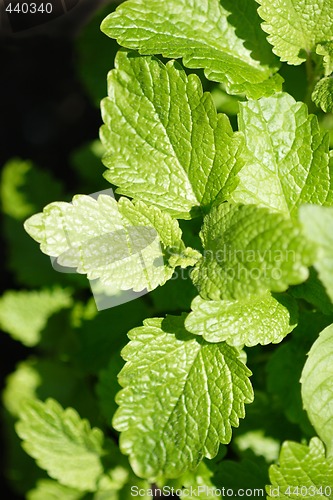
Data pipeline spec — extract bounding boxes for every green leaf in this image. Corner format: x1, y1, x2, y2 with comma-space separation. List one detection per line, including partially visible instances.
27, 480, 84, 500
101, 0, 282, 98
101, 51, 245, 219
312, 77, 333, 113
267, 438, 333, 498
24, 194, 187, 293
231, 93, 332, 216
191, 203, 315, 301
316, 41, 333, 76
301, 323, 333, 456
0, 288, 72, 346
299, 205, 333, 302
257, 0, 333, 65
185, 292, 297, 346
113, 315, 253, 479
16, 399, 106, 491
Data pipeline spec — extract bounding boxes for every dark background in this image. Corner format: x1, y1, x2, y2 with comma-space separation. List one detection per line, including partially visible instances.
0, 1, 117, 496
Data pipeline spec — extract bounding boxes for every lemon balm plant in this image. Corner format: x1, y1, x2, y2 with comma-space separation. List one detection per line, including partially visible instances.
3, 0, 333, 497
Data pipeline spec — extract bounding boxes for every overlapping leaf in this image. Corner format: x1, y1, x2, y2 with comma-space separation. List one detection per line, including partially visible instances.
113, 315, 253, 479
24, 194, 189, 293
257, 0, 333, 65
101, 0, 282, 97
267, 438, 333, 498
231, 93, 332, 216
185, 292, 297, 346
101, 51, 245, 219
191, 203, 315, 301
301, 323, 333, 456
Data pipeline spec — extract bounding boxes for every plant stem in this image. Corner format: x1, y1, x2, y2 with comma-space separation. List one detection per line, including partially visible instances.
305, 51, 319, 113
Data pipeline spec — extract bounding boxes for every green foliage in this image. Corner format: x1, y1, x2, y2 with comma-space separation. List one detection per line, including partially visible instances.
101, 0, 282, 97
113, 315, 253, 479
257, 0, 333, 65
191, 203, 315, 300
232, 93, 332, 215
101, 51, 245, 218
0, 288, 73, 346
267, 438, 333, 498
24, 194, 192, 292
16, 398, 106, 491
3, 0, 333, 496
185, 292, 297, 346
312, 77, 333, 113
316, 41, 333, 76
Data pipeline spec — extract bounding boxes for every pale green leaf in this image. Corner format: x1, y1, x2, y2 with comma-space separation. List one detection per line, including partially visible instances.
191, 203, 315, 301
257, 0, 333, 65
16, 399, 106, 491
3, 362, 40, 418
185, 292, 297, 346
2, 359, 98, 425
101, 0, 282, 98
27, 480, 84, 500
24, 194, 187, 293
312, 77, 333, 113
101, 51, 246, 219
267, 438, 333, 498
0, 158, 63, 220
316, 41, 333, 76
299, 205, 333, 302
301, 324, 333, 456
0, 288, 72, 346
113, 315, 253, 479
234, 430, 280, 463
231, 93, 332, 216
